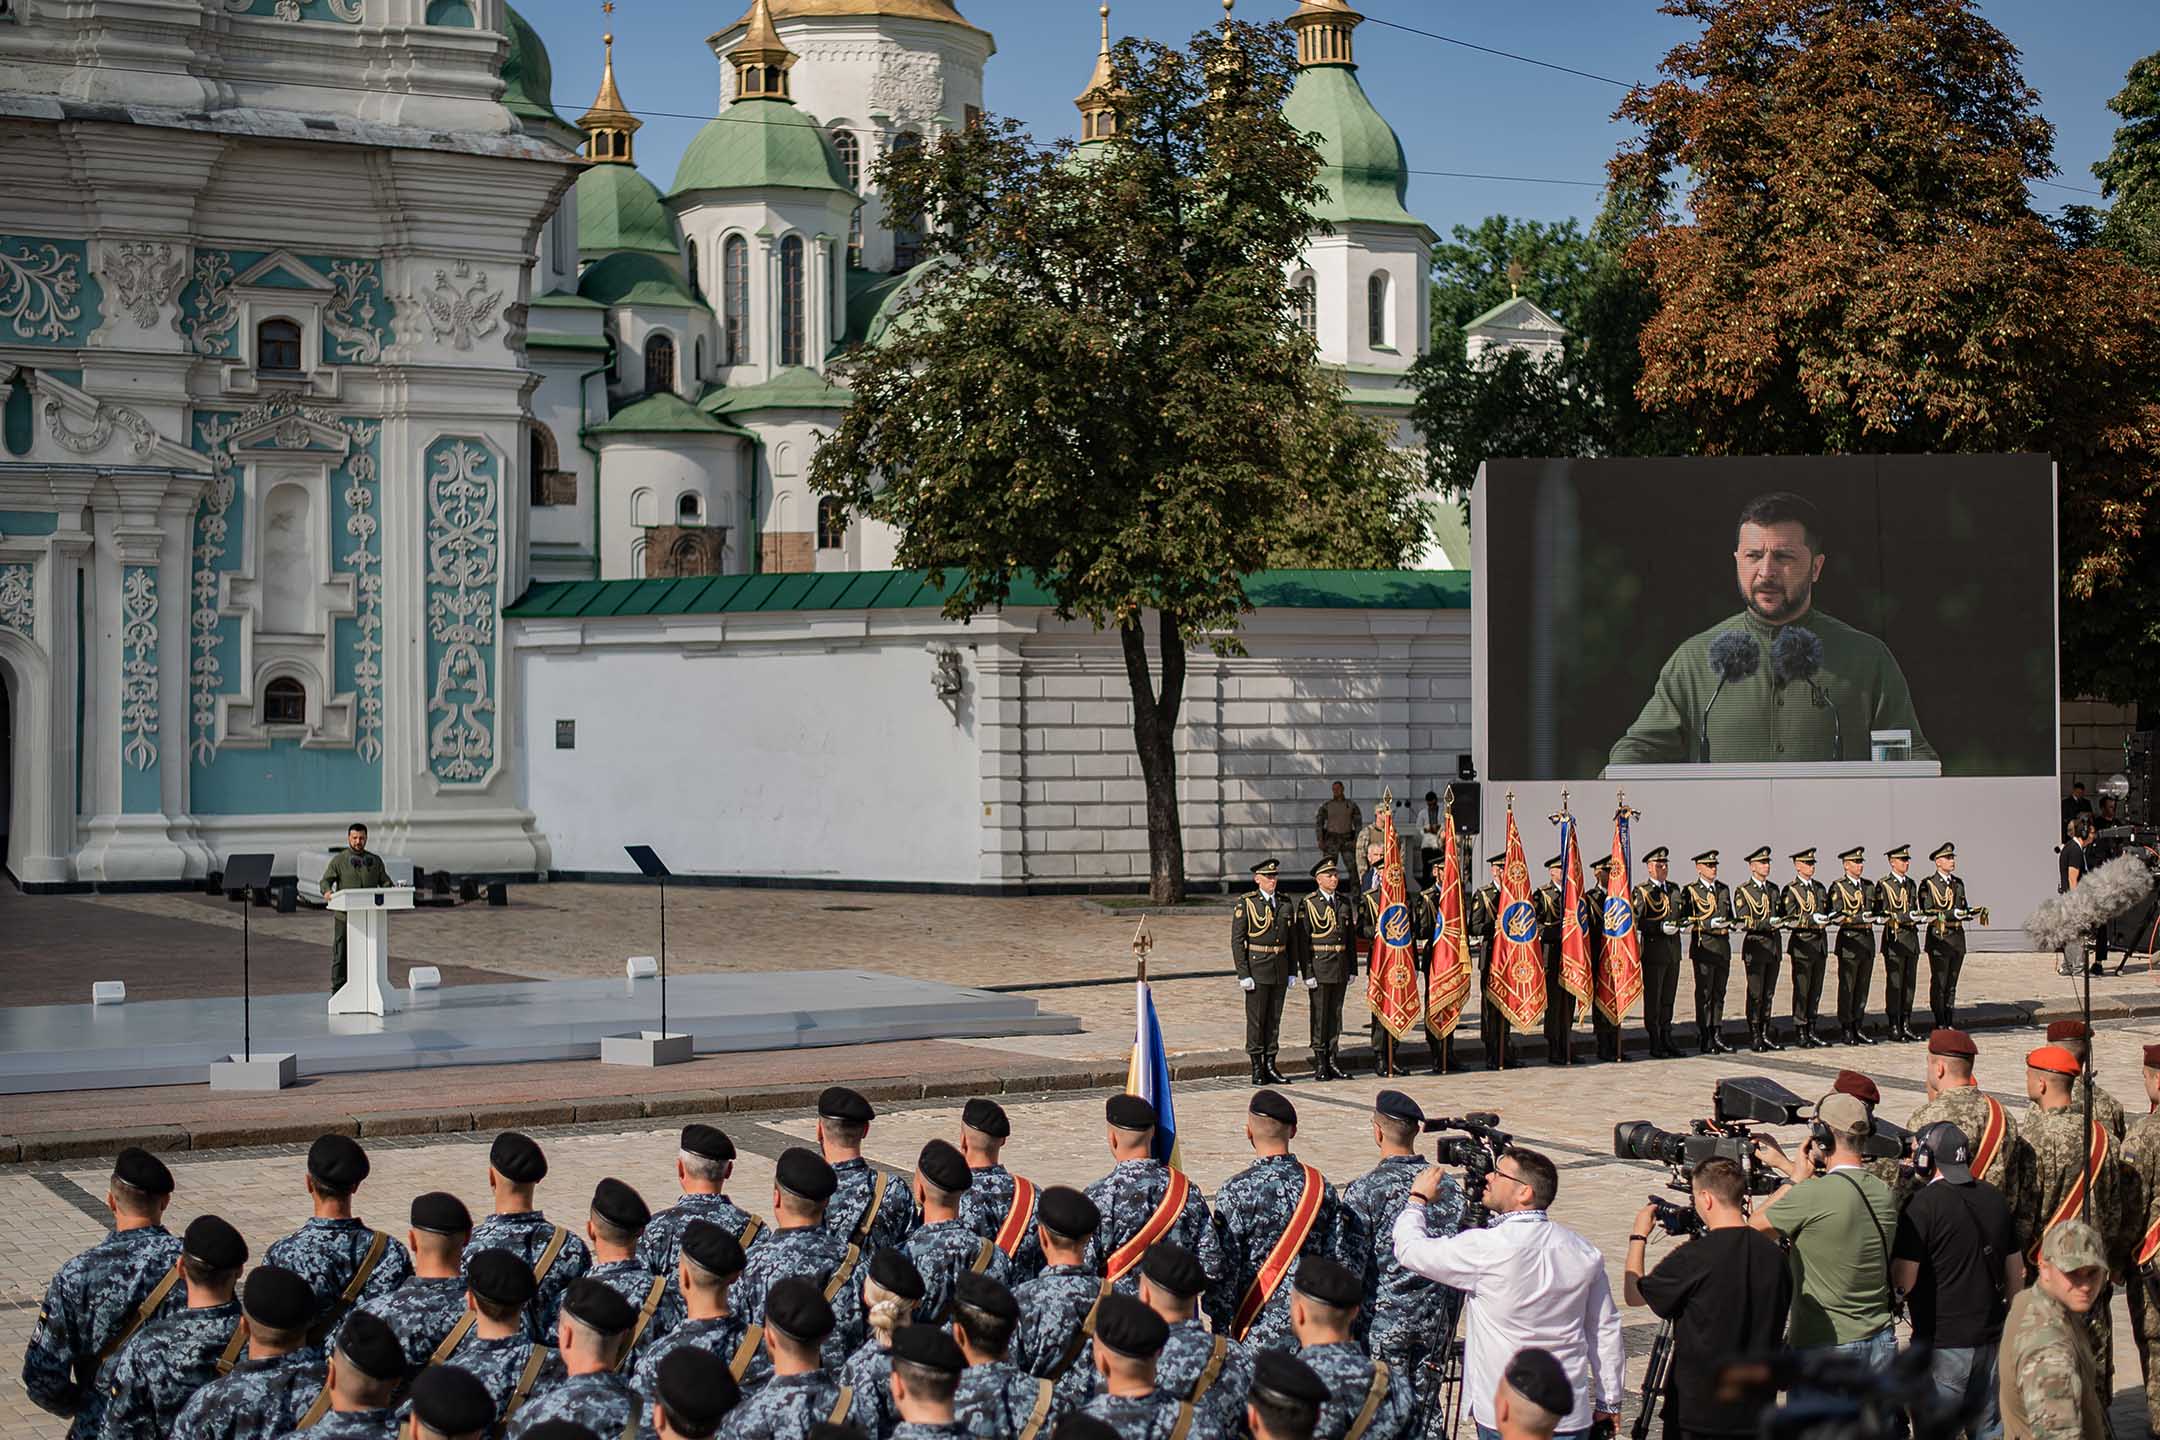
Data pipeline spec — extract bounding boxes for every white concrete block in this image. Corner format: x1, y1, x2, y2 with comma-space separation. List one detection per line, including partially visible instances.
91, 982, 126, 1005
626, 955, 658, 979
407, 966, 443, 991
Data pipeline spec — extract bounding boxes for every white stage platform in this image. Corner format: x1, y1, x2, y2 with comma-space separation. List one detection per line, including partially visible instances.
0, 971, 1078, 1094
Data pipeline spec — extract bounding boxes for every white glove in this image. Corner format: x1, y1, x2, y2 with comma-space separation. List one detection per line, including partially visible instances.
1813, 912, 1835, 926
1304, 976, 1319, 990
1240, 977, 1256, 992
1661, 922, 1680, 936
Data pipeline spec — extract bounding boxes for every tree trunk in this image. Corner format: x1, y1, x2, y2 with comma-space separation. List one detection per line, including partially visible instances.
1118, 610, 1187, 905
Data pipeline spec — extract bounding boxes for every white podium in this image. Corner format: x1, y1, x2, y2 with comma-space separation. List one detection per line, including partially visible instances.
327, 887, 414, 1016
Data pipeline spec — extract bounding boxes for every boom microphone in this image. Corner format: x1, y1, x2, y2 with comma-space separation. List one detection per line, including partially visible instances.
2025, 855, 2157, 951
1771, 626, 1840, 760
1700, 630, 1761, 763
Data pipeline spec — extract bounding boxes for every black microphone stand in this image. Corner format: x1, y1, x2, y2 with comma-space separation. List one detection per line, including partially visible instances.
1698, 680, 1727, 763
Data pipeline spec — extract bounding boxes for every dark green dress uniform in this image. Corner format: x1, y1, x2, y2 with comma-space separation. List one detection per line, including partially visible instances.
1733, 852, 1783, 1052
1632, 854, 1682, 1059
1294, 862, 1357, 1082
1780, 853, 1831, 1048
1231, 861, 1293, 1085
1682, 856, 1734, 1055
320, 846, 390, 993
1534, 866, 1575, 1066
1876, 851, 1923, 1041
1921, 847, 1970, 1031
1827, 850, 1880, 1045
1469, 866, 1514, 1069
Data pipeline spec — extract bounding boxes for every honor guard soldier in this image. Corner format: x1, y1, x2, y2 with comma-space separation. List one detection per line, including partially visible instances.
265, 1136, 414, 1345
1288, 1258, 1416, 1440
581, 1179, 669, 1362
956, 1101, 1038, 1279
950, 1273, 1051, 1440
907, 1140, 1010, 1327
1901, 1029, 2035, 1241
1244, 1352, 1327, 1440
1920, 844, 1971, 1032
712, 1279, 851, 1440
821, 1089, 918, 1259
1875, 846, 1923, 1041
1585, 859, 1622, 1063
1233, 860, 1294, 1085
1007, 1189, 1108, 1380
467, 1132, 593, 1344
734, 1150, 851, 1345
879, 1325, 969, 1440
1683, 851, 1735, 1055
1533, 857, 1574, 1066
631, 1222, 749, 1409
510, 1280, 643, 1440
436, 1250, 546, 1431
355, 1191, 475, 1374
1342, 1092, 1462, 1416
2036, 1022, 2127, 1140
282, 1308, 405, 1440
405, 1364, 497, 1440
1733, 847, 1783, 1052
2020, 1045, 2132, 1403
1206, 1091, 1364, 1354
1066, 1295, 1196, 1440
1087, 1095, 1222, 1298
22, 1146, 185, 1440
2121, 1046, 2160, 1429
321, 822, 390, 995
99, 1215, 249, 1440
1295, 859, 1358, 1081
1781, 849, 1832, 1049
1469, 854, 1516, 1069
1054, 1243, 1253, 1434
168, 1266, 325, 1440
837, 1249, 926, 1440
2000, 1222, 2111, 1440
642, 1126, 760, 1279
1632, 849, 1683, 1059
1828, 848, 1879, 1046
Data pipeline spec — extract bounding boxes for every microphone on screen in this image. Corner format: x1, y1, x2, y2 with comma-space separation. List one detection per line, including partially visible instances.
1699, 630, 1760, 763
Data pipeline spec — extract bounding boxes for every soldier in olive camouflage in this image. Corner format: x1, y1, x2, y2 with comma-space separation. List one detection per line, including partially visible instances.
2001, 1220, 2110, 1440
2021, 1054, 2133, 1406
2116, 1048, 2160, 1430
1342, 1096, 1463, 1413
97, 1292, 245, 1440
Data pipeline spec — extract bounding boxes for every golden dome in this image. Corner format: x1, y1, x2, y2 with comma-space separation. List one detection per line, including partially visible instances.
723, 0, 978, 30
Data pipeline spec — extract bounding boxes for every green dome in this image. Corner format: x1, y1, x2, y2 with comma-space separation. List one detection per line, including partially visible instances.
1282, 66, 1427, 234
578, 163, 682, 261
500, 6, 565, 128
670, 97, 854, 198
579, 251, 700, 307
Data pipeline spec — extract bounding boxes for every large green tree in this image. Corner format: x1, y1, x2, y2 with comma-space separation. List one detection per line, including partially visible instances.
810, 19, 1423, 902
2092, 52, 2160, 271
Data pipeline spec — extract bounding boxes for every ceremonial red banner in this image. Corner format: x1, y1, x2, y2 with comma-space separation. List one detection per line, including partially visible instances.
1231, 1162, 1321, 1339
1594, 811, 1644, 1027
1366, 797, 1423, 1041
1426, 803, 1472, 1037
1971, 1095, 2007, 1183
1558, 813, 1593, 1015
1487, 800, 1547, 1031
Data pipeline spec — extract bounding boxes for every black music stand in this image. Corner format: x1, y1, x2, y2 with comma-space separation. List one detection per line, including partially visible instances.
209, 852, 294, 1089
606, 845, 690, 1066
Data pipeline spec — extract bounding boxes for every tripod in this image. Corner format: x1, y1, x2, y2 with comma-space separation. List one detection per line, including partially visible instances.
1630, 1319, 1673, 1440
1422, 1192, 1492, 1440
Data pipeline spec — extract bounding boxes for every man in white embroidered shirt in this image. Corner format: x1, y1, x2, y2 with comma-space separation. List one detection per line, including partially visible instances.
1392, 1148, 1623, 1440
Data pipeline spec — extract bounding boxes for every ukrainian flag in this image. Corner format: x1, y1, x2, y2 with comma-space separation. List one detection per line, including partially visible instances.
1126, 977, 1180, 1167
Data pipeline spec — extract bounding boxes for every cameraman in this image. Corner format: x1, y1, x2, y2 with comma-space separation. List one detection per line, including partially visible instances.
1621, 1159, 1790, 1440
1398, 1150, 1624, 1440
1889, 1121, 2022, 1440
1749, 1093, 1898, 1380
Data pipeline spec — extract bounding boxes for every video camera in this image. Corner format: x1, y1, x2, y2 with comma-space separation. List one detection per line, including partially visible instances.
1612, 1077, 1808, 1198
1422, 1111, 1511, 1217
1643, 1193, 1703, 1239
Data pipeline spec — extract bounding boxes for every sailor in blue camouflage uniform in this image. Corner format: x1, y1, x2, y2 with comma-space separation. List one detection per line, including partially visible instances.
1055, 1244, 1250, 1436
641, 1126, 761, 1279
23, 1147, 187, 1440
738, 1149, 862, 1382
950, 1272, 1053, 1440
1067, 1294, 1202, 1440
632, 1222, 751, 1413
1340, 1092, 1460, 1411
1243, 1352, 1329, 1440
647, 1347, 741, 1440
907, 1140, 1009, 1327
1006, 1188, 1109, 1380
581, 1178, 670, 1359
431, 1250, 545, 1431
169, 1267, 326, 1440
1207, 1091, 1365, 1355
882, 1325, 973, 1440
404, 1365, 498, 1440
264, 1136, 414, 1343
467, 1132, 593, 1345
509, 1280, 642, 1440
1085, 1096, 1221, 1299
718, 1279, 852, 1440
269, 1308, 405, 1440
819, 1088, 918, 1258
956, 1101, 1041, 1283
1287, 1259, 1415, 1440
353, 1192, 473, 1373
838, 1249, 926, 1439
98, 1214, 249, 1440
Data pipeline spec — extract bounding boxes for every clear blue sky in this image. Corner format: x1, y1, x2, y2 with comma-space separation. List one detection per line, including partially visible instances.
531, 0, 2150, 239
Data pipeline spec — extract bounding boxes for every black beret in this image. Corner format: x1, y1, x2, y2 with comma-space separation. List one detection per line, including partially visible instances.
409, 1363, 495, 1435
412, 1190, 473, 1236
890, 1323, 966, 1375
1249, 1089, 1297, 1126
818, 1087, 875, 1124
183, 1214, 247, 1271
591, 1177, 651, 1234
562, 1277, 638, 1336
656, 1345, 740, 1431
680, 1124, 735, 1163
307, 1135, 370, 1192
1138, 1242, 1206, 1299
1104, 1094, 1157, 1131
1291, 1257, 1361, 1310
765, 1277, 836, 1343
241, 1265, 316, 1331
952, 1270, 1018, 1320
1035, 1186, 1101, 1241
1374, 1089, 1423, 1126
808, 1426, 867, 1440
1250, 1351, 1330, 1410
517, 1426, 601, 1440
1091, 1293, 1168, 1359
868, 1247, 925, 1301
776, 1147, 837, 1204
918, 1139, 971, 1194
680, 1220, 747, 1279
336, 1309, 406, 1383
489, 1131, 547, 1184
1504, 1347, 1575, 1418
1053, 1420, 1121, 1440
113, 1146, 174, 1196
466, 1248, 537, 1309
961, 1098, 1010, 1138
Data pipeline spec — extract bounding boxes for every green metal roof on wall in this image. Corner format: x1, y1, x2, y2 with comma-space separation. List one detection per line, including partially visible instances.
589, 391, 752, 436
579, 250, 699, 307
670, 96, 855, 198
506, 567, 1469, 618
578, 163, 683, 260
1282, 67, 1431, 237
700, 366, 853, 415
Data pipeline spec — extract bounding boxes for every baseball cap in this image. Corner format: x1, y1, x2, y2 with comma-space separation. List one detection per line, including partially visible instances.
2042, 1220, 2107, 1273
1815, 1092, 1873, 1138
1915, 1121, 1974, 1184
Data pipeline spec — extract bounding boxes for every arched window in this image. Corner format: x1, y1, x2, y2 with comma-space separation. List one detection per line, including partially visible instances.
833, 129, 861, 191
1294, 274, 1317, 339
890, 133, 924, 268
722, 236, 749, 365
677, 492, 703, 525
257, 317, 303, 373
686, 237, 701, 298
847, 206, 863, 269
644, 333, 676, 393
694, 336, 705, 381
631, 486, 657, 528
816, 496, 847, 551
779, 235, 806, 367
1367, 271, 1392, 349
528, 422, 562, 506
263, 676, 307, 726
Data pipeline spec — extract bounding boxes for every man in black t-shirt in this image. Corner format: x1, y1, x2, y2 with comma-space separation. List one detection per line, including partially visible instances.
1890, 1121, 2024, 1440
2058, 819, 2094, 976
1622, 1158, 1791, 1440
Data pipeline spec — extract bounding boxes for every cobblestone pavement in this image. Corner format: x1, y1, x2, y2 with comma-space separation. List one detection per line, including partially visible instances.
5, 1020, 2157, 1439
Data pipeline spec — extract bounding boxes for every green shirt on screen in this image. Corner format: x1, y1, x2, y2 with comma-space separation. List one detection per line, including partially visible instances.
1765, 1166, 1898, 1347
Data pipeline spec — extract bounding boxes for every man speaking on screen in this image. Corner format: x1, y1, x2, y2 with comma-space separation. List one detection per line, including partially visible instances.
1607, 492, 1936, 768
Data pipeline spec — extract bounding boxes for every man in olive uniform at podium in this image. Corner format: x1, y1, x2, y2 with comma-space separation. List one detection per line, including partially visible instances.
322, 821, 389, 993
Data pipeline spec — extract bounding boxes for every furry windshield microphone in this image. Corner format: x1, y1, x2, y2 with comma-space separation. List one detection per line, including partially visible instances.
1698, 631, 1761, 763
2025, 854, 2157, 951
1771, 626, 1824, 685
